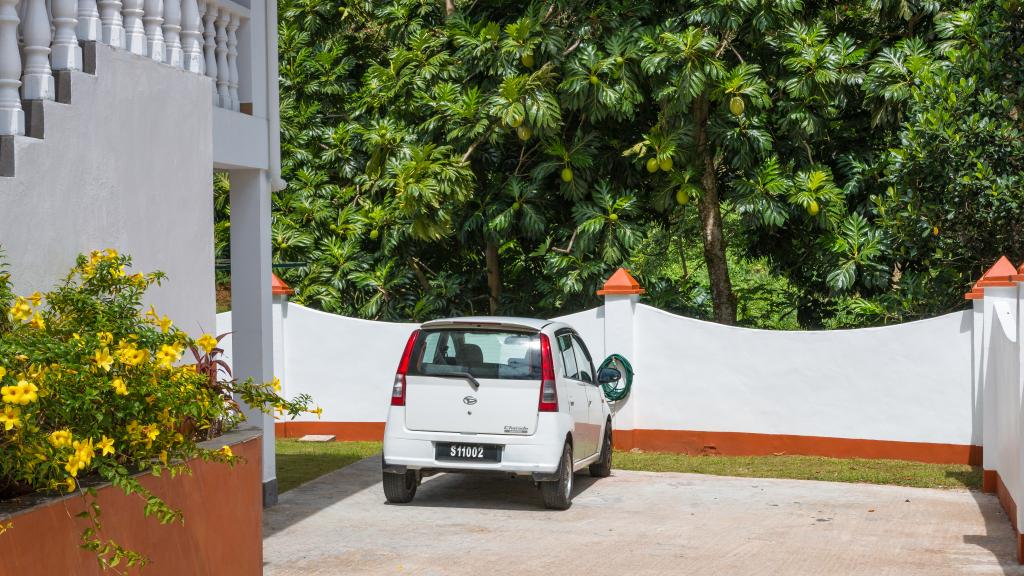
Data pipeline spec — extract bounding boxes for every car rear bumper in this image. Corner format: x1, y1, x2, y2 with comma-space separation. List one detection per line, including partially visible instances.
383, 408, 567, 475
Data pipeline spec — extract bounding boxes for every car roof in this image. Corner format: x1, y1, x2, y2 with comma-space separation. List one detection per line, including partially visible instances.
420, 316, 557, 332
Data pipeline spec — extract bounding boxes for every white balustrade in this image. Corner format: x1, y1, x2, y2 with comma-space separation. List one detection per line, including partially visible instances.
0, 0, 22, 135
202, 1, 217, 105
77, 0, 101, 42
98, 0, 124, 48
122, 0, 146, 55
162, 0, 182, 68
21, 0, 54, 100
213, 8, 229, 108
51, 0, 81, 71
179, 0, 201, 72
142, 0, 164, 62
227, 12, 239, 111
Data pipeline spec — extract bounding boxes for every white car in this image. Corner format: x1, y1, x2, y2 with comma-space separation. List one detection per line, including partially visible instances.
382, 317, 619, 509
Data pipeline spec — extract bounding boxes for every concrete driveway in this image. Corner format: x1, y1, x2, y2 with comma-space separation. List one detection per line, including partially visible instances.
264, 456, 1024, 576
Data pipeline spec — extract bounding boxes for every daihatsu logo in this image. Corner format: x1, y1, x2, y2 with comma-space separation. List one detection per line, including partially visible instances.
463, 396, 477, 405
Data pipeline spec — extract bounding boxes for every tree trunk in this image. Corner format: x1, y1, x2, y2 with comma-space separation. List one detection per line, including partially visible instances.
445, 0, 455, 16
485, 241, 501, 315
693, 95, 737, 325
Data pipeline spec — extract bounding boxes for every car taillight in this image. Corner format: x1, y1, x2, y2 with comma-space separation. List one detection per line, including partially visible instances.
538, 333, 558, 412
391, 329, 419, 406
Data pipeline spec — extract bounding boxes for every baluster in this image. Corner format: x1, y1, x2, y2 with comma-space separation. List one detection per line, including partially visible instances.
213, 8, 228, 108
98, 0, 124, 47
51, 0, 80, 70
142, 0, 163, 61
0, 0, 23, 135
77, 0, 101, 41
122, 0, 144, 54
21, 0, 54, 100
202, 1, 217, 105
161, 0, 181, 67
179, 0, 200, 72
226, 12, 238, 111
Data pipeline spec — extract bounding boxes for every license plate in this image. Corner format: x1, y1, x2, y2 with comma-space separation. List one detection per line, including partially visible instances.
435, 443, 502, 462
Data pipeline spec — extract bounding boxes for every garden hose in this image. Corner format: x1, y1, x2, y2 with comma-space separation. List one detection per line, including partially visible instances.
599, 354, 633, 402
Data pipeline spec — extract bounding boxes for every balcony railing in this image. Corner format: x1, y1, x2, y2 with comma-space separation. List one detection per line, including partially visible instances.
0, 0, 252, 137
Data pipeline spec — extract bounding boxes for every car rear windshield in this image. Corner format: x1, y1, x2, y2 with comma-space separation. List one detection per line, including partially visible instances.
407, 329, 541, 380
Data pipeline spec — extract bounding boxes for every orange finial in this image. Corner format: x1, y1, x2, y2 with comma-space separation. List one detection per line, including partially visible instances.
597, 268, 645, 296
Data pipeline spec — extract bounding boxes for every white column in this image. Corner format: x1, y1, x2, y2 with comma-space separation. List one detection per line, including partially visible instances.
202, 1, 217, 105
272, 290, 287, 400
0, 0, 23, 135
226, 12, 239, 111
98, 0, 124, 47
229, 168, 277, 506
122, 0, 145, 55
971, 297, 984, 449
179, 0, 201, 72
142, 0, 164, 62
21, 0, 54, 100
214, 7, 229, 108
603, 293, 638, 434
161, 0, 181, 67
77, 0, 101, 41
51, 0, 81, 70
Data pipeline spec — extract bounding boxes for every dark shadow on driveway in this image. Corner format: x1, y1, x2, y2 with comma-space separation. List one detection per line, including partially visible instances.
951, 470, 1024, 575
396, 469, 599, 512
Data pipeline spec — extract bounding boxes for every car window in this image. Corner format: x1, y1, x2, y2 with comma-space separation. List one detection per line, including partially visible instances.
571, 335, 594, 383
408, 329, 541, 380
556, 333, 578, 379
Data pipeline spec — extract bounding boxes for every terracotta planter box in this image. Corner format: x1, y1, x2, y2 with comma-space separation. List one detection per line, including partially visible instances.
0, 427, 263, 576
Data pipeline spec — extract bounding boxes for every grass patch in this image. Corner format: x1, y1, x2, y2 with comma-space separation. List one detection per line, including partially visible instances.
276, 440, 382, 493
613, 450, 981, 490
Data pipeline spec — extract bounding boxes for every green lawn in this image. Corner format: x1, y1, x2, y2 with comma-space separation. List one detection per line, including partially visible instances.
276, 439, 382, 493
613, 450, 981, 490
275, 440, 981, 493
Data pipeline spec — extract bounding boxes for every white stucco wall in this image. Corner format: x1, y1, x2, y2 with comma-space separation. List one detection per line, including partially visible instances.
219, 299, 976, 448
0, 44, 215, 336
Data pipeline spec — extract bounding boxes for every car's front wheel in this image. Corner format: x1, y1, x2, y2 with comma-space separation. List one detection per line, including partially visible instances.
540, 442, 573, 510
383, 469, 420, 504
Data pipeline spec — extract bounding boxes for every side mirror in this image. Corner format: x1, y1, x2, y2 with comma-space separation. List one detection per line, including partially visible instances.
597, 367, 621, 384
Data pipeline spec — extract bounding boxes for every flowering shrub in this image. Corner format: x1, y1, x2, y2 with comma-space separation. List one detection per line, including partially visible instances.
0, 250, 315, 569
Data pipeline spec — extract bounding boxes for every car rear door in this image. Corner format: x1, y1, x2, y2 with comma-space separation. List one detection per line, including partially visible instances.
404, 328, 542, 436
571, 333, 604, 455
555, 331, 598, 459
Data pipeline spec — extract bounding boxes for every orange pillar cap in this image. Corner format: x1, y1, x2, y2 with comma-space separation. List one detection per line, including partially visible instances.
597, 268, 645, 296
965, 256, 1016, 300
271, 273, 294, 296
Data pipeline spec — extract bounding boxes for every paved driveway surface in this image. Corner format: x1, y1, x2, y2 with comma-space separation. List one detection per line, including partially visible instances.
264, 456, 1024, 576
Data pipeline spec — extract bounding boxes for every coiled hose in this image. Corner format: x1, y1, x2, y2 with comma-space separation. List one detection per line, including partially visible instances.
598, 354, 633, 402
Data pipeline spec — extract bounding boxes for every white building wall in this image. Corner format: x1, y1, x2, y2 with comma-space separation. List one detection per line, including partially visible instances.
0, 44, 215, 336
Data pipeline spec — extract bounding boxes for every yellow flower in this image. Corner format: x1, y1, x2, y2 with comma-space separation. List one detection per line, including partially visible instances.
105, 248, 119, 260
155, 344, 182, 369
8, 298, 31, 322
271, 376, 282, 393
1, 380, 37, 405
0, 366, 5, 380
73, 438, 95, 466
145, 305, 158, 320
111, 377, 128, 395
219, 445, 233, 458
196, 334, 218, 354
64, 477, 76, 492
27, 291, 42, 306
157, 315, 173, 333
97, 436, 116, 456
94, 348, 113, 371
159, 450, 168, 465
49, 429, 73, 448
28, 312, 44, 330
0, 406, 20, 431
97, 332, 114, 346
141, 424, 160, 447
64, 454, 86, 477
310, 406, 324, 420
131, 272, 147, 287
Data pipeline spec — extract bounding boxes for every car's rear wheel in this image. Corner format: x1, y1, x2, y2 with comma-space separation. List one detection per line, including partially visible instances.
383, 469, 419, 504
540, 442, 573, 510
589, 423, 612, 478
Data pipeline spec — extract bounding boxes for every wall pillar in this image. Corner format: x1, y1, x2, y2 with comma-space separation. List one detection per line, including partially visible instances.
597, 268, 644, 449
229, 167, 277, 507
271, 273, 292, 399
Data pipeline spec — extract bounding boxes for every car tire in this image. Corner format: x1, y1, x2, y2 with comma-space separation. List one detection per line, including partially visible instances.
541, 442, 573, 510
589, 424, 612, 478
383, 470, 419, 504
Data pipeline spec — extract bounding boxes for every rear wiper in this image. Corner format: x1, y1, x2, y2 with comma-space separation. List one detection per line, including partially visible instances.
436, 371, 481, 389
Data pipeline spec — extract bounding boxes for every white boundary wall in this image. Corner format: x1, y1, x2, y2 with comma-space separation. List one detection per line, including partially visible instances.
217, 294, 977, 448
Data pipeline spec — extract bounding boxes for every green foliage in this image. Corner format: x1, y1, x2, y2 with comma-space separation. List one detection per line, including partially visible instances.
235, 0, 1024, 328
0, 251, 315, 568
